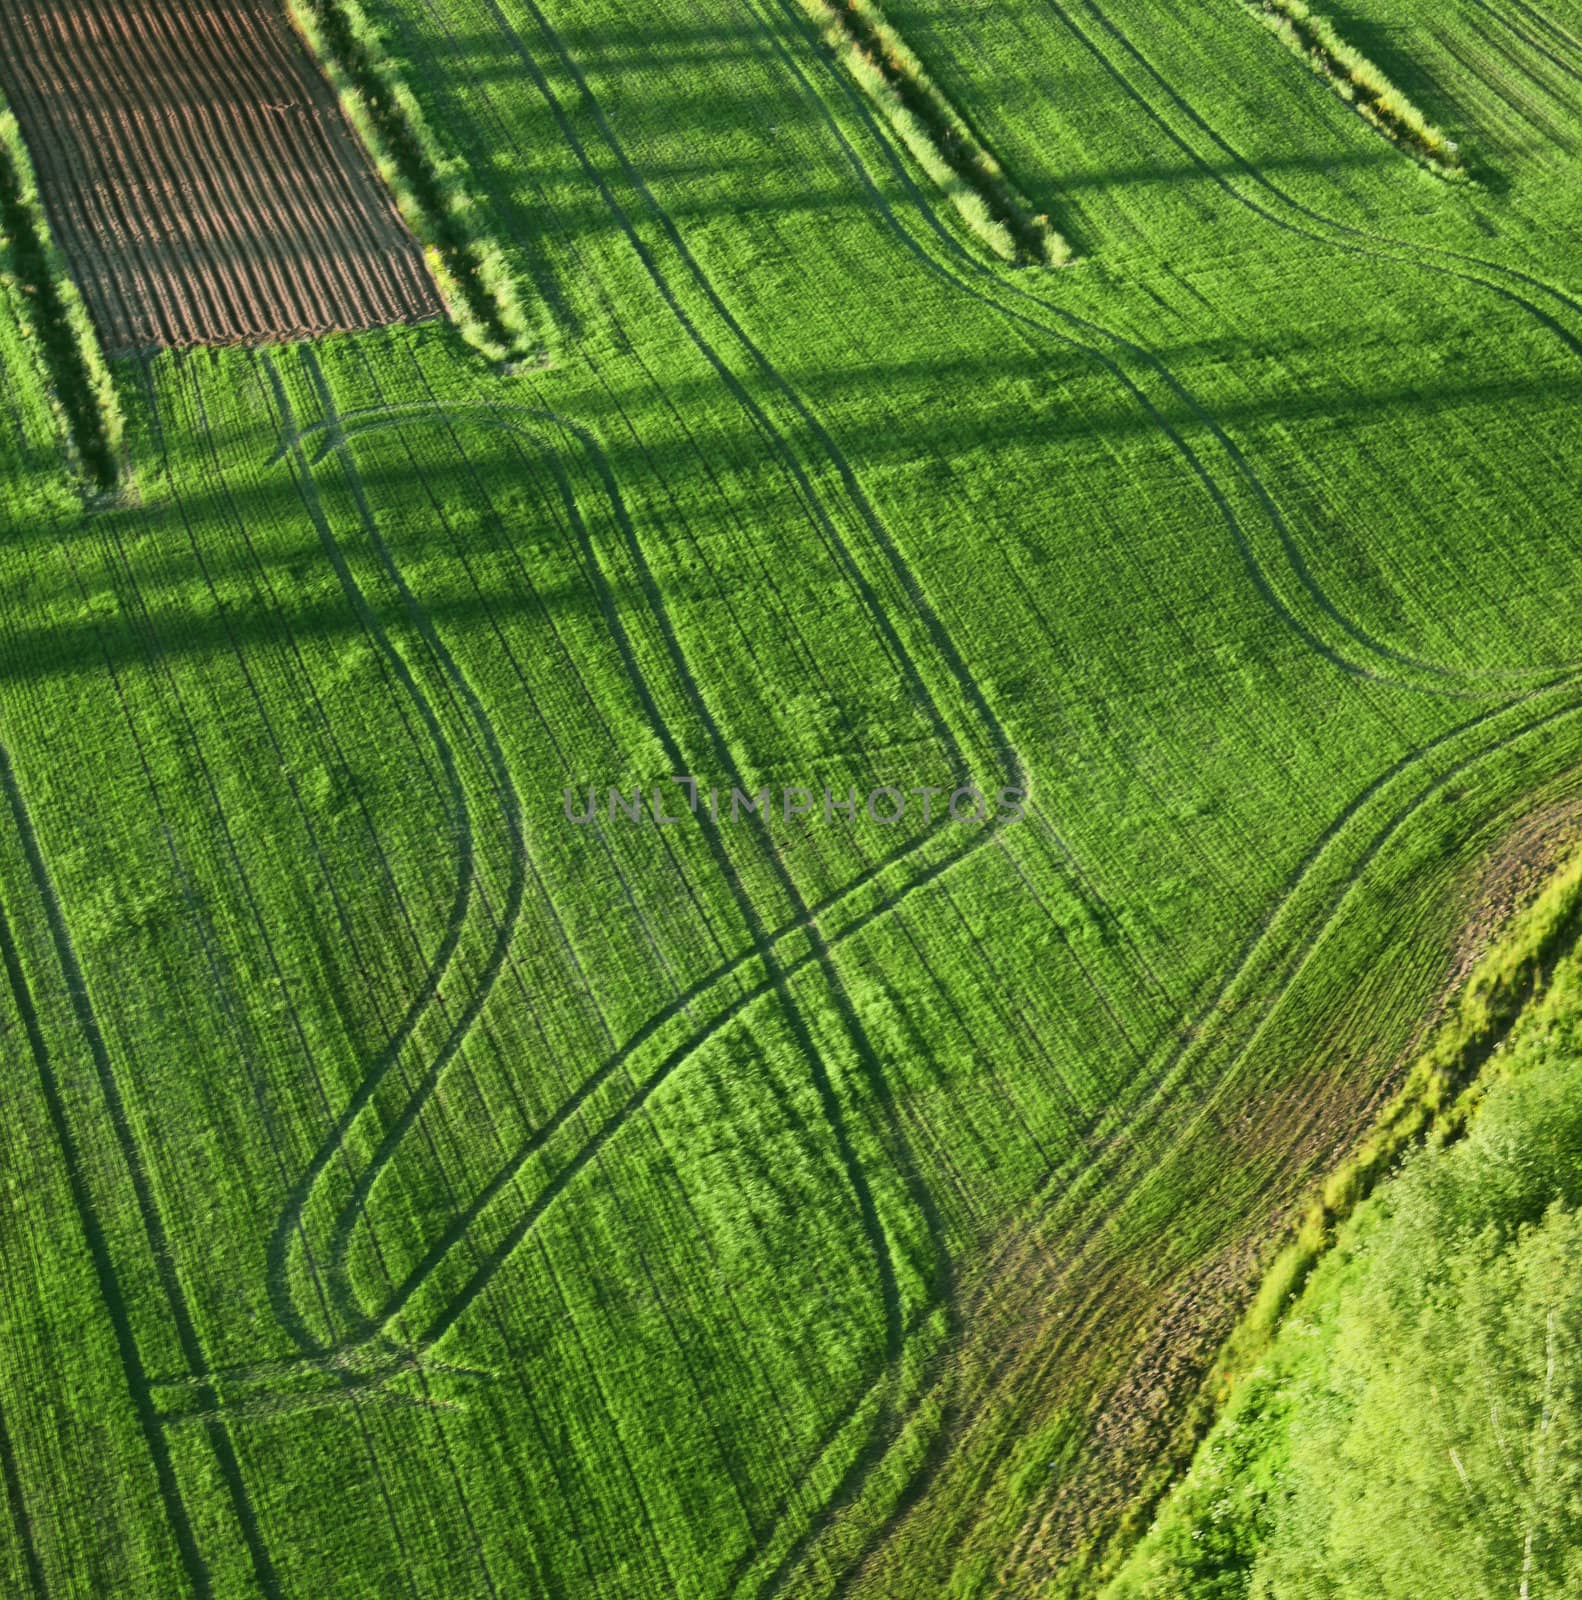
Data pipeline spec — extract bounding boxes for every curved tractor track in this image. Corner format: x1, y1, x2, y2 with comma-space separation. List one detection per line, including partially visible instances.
737, 0, 1491, 702
257, 350, 535, 1363
0, 0, 441, 352
716, 0, 1582, 697
1061, 0, 1582, 455
841, 680, 1582, 1598
170, 371, 1036, 1527
645, 1, 1582, 1584
143, 25, 1079, 1536
330, 0, 1582, 1591
23, 5, 1577, 1599
166, 0, 1070, 1568
751, 0, 1582, 699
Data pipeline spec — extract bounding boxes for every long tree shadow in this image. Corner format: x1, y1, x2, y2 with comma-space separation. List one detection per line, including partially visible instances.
26, 352, 1576, 688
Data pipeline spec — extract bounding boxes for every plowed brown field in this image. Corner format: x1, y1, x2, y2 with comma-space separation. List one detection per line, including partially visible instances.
0, 0, 442, 353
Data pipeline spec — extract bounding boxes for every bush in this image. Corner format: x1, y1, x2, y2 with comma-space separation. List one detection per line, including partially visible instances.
1106, 851, 1582, 1597
797, 0, 1074, 267
1251, 0, 1465, 177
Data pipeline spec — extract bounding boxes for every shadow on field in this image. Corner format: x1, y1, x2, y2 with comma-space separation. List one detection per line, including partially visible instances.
0, 558, 666, 687
489, 142, 1405, 264
404, 16, 1409, 245
8, 353, 1577, 682
1315, 0, 1461, 122
417, 16, 773, 81
1310, 0, 1495, 176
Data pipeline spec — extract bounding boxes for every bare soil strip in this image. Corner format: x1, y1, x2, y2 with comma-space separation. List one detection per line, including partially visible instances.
0, 0, 443, 354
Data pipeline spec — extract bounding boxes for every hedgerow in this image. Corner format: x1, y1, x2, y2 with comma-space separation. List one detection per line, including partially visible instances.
1109, 876, 1582, 1598
1250, 0, 1465, 176
797, 0, 1074, 265
1101, 843, 1582, 1590
0, 110, 124, 488
286, 0, 542, 360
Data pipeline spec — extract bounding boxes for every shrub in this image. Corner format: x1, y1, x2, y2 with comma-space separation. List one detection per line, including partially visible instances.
797, 0, 1075, 266
1251, 0, 1465, 177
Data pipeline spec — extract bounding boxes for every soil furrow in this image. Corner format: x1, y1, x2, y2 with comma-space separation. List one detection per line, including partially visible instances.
0, 0, 441, 350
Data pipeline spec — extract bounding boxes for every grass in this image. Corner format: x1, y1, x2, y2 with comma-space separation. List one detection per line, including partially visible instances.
1094, 840, 1582, 1590
795, 0, 1074, 264
286, 0, 543, 360
0, 0, 1579, 1595
1247, 0, 1466, 176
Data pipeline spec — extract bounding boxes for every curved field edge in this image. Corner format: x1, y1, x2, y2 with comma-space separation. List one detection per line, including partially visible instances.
844, 699, 1582, 1600
1095, 825, 1582, 1592
1104, 866, 1582, 1597
287, 0, 544, 360
0, 104, 123, 487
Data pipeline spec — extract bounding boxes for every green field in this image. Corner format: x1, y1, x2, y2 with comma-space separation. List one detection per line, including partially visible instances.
1, 0, 1581, 1594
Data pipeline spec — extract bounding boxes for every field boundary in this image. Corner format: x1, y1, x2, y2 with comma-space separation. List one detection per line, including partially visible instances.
926, 688, 1582, 1597
1096, 829, 1582, 1589
1247, 0, 1466, 176
286, 0, 541, 360
0, 108, 123, 486
795, 0, 1074, 265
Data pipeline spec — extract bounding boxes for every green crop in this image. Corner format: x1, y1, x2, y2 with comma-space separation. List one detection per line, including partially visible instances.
0, 0, 1577, 1595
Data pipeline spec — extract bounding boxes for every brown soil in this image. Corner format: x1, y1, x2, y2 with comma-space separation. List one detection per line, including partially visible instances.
849, 787, 1582, 1599
0, 0, 442, 353
1448, 790, 1582, 986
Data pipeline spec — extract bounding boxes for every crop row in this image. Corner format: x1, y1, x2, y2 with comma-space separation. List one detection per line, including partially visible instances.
1, 0, 1574, 1591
